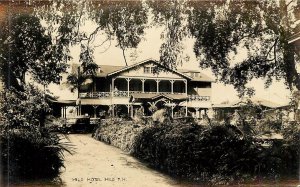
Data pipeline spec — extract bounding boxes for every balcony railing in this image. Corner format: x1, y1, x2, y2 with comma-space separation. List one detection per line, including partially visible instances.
188, 95, 210, 101
79, 92, 111, 98
79, 91, 203, 99
113, 91, 128, 97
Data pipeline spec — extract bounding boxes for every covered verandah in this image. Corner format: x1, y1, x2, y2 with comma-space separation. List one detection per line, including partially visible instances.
130, 93, 188, 118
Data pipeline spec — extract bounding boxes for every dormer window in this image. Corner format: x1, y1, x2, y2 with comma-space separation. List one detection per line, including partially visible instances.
144, 66, 157, 74
144, 67, 151, 74
190, 72, 200, 77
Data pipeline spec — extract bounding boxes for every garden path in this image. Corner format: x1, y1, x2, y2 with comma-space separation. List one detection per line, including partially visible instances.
60, 134, 183, 187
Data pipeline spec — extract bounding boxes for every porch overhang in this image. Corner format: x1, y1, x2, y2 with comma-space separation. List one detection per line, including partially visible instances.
180, 101, 212, 108
48, 98, 76, 106
78, 98, 111, 105
130, 93, 187, 102
289, 32, 300, 54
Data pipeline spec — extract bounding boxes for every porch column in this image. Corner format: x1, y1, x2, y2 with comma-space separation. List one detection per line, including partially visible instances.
141, 79, 145, 93
64, 106, 67, 118
170, 80, 174, 94
131, 105, 134, 118
126, 78, 131, 97
93, 77, 96, 92
112, 104, 115, 117
126, 104, 130, 114
156, 79, 160, 93
195, 107, 200, 118
184, 80, 187, 95
61, 106, 64, 118
92, 105, 98, 118
185, 103, 188, 117
112, 78, 115, 91
171, 104, 175, 118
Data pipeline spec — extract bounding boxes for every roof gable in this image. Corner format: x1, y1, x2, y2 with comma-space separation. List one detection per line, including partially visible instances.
107, 59, 192, 79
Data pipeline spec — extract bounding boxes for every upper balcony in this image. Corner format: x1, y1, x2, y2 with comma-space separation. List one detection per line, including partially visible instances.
79, 91, 210, 101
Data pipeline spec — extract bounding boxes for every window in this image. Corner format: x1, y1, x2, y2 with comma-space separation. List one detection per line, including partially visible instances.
191, 72, 199, 77
144, 67, 151, 74
144, 66, 157, 74
151, 66, 158, 74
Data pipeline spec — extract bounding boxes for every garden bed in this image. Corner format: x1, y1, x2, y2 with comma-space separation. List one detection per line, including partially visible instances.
93, 118, 300, 185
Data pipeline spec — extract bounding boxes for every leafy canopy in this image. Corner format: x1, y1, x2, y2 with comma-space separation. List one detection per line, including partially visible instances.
2, 0, 299, 96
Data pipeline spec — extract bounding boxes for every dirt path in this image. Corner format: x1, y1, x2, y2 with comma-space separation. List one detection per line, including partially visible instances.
60, 134, 182, 187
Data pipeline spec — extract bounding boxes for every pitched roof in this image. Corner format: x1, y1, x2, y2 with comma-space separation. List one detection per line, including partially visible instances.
178, 69, 215, 82
289, 32, 300, 44
47, 98, 76, 106
213, 98, 284, 109
106, 58, 192, 79
73, 59, 214, 82
97, 65, 124, 77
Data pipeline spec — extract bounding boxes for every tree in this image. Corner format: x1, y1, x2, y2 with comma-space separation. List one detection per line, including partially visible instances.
34, 0, 148, 91
188, 0, 300, 96
0, 14, 69, 89
147, 0, 299, 96
88, 1, 148, 66
4, 0, 299, 97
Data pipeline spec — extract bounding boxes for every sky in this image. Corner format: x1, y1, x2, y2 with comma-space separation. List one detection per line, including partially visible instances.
46, 23, 292, 105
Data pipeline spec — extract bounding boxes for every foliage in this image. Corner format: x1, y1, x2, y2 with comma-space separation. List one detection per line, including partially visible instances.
35, 0, 148, 91
0, 127, 68, 180
7, 0, 297, 96
187, 0, 300, 95
152, 109, 168, 123
0, 84, 50, 128
148, 0, 300, 95
88, 1, 148, 65
147, 0, 189, 69
2, 1, 298, 96
133, 122, 263, 183
0, 85, 69, 181
0, 14, 69, 88
280, 121, 300, 175
93, 119, 144, 153
93, 116, 300, 184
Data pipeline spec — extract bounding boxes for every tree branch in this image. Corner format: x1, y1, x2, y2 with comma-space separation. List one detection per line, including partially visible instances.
121, 47, 128, 66
265, 37, 278, 61
286, 0, 295, 8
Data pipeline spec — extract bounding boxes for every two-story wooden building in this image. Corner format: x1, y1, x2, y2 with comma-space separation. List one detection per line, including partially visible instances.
76, 59, 214, 118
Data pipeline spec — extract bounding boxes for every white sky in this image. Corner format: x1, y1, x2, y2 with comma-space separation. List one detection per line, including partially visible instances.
46, 25, 291, 105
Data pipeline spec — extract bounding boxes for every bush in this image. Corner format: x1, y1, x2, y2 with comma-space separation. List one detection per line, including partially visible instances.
93, 117, 300, 184
93, 119, 144, 153
0, 127, 67, 181
0, 86, 69, 181
132, 122, 262, 183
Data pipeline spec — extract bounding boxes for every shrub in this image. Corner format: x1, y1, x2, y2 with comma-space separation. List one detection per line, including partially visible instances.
0, 85, 50, 129
152, 109, 167, 123
0, 127, 68, 180
93, 117, 300, 184
0, 86, 69, 181
280, 121, 300, 176
93, 119, 144, 153
132, 122, 262, 183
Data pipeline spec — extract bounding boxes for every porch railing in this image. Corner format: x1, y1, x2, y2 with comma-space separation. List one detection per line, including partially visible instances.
113, 91, 128, 97
79, 92, 111, 98
79, 91, 207, 100
188, 95, 210, 101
